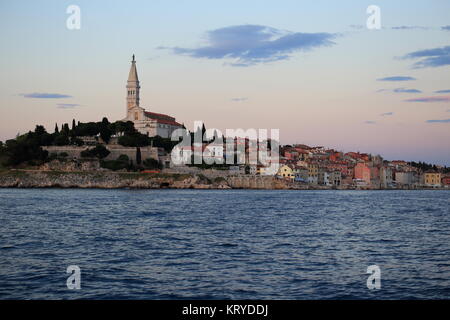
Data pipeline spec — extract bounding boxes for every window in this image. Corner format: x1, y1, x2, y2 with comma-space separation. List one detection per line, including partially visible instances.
134, 112, 138, 120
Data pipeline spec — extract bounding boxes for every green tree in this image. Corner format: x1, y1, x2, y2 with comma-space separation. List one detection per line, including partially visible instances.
113, 121, 136, 135
118, 132, 150, 147
54, 134, 70, 146
2, 138, 48, 166
35, 125, 47, 136
81, 145, 110, 159
143, 158, 162, 170
99, 117, 113, 144
100, 126, 112, 144
117, 154, 129, 162
100, 154, 130, 171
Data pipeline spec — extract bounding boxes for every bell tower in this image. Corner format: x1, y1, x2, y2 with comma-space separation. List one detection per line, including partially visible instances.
126, 54, 140, 112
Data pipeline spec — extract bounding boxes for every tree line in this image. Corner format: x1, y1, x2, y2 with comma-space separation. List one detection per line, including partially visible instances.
0, 117, 178, 167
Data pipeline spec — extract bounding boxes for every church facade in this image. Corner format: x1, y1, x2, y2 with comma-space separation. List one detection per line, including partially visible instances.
122, 55, 183, 138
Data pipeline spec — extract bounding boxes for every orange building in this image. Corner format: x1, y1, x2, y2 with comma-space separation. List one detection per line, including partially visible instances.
442, 176, 450, 186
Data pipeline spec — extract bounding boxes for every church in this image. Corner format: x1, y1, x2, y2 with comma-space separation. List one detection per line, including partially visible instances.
122, 55, 183, 138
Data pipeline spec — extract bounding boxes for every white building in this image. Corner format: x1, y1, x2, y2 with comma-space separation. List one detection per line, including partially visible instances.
380, 166, 394, 188
122, 55, 183, 138
395, 171, 417, 186
318, 170, 331, 186
330, 171, 341, 186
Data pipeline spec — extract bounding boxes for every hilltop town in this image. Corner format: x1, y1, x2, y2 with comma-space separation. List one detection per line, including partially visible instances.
0, 55, 449, 190
0, 117, 449, 190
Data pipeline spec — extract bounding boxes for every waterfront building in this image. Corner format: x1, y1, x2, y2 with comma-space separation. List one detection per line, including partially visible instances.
278, 164, 294, 180
318, 169, 331, 186
307, 162, 319, 185
330, 171, 341, 187
424, 172, 442, 187
354, 162, 371, 185
442, 176, 450, 187
395, 171, 417, 187
380, 166, 393, 188
293, 166, 309, 182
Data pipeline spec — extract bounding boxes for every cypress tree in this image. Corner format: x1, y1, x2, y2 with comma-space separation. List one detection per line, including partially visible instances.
201, 123, 206, 138
62, 123, 70, 135
136, 147, 142, 165
54, 123, 59, 134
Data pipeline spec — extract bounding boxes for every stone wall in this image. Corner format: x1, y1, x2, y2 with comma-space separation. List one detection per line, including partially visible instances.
43, 145, 159, 162
227, 176, 288, 189
164, 167, 236, 178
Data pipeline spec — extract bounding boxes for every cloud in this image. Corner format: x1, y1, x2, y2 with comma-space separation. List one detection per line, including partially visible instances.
364, 121, 376, 124
159, 25, 337, 67
404, 96, 450, 103
20, 93, 72, 99
402, 45, 450, 68
231, 97, 248, 102
442, 26, 450, 31
56, 103, 81, 109
377, 88, 421, 94
394, 88, 421, 93
393, 88, 421, 93
426, 119, 450, 123
380, 112, 394, 116
435, 90, 450, 94
377, 76, 416, 81
391, 26, 428, 30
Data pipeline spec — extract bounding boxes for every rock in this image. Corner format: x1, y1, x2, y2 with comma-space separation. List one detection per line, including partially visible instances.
0, 170, 293, 190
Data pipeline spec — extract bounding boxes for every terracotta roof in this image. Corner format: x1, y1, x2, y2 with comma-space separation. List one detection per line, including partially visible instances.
144, 111, 182, 126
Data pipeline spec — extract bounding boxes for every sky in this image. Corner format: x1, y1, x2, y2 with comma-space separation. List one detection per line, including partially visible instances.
0, 0, 449, 165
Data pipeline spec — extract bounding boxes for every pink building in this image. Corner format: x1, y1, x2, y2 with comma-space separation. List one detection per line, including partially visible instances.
354, 162, 371, 184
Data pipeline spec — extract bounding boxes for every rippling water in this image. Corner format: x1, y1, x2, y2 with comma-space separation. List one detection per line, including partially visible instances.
0, 189, 449, 299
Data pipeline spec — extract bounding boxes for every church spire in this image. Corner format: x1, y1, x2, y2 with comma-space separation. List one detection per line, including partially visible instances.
126, 54, 140, 110
128, 54, 139, 82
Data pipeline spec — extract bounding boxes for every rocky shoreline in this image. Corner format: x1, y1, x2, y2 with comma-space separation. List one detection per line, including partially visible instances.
0, 169, 448, 190
0, 170, 296, 190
